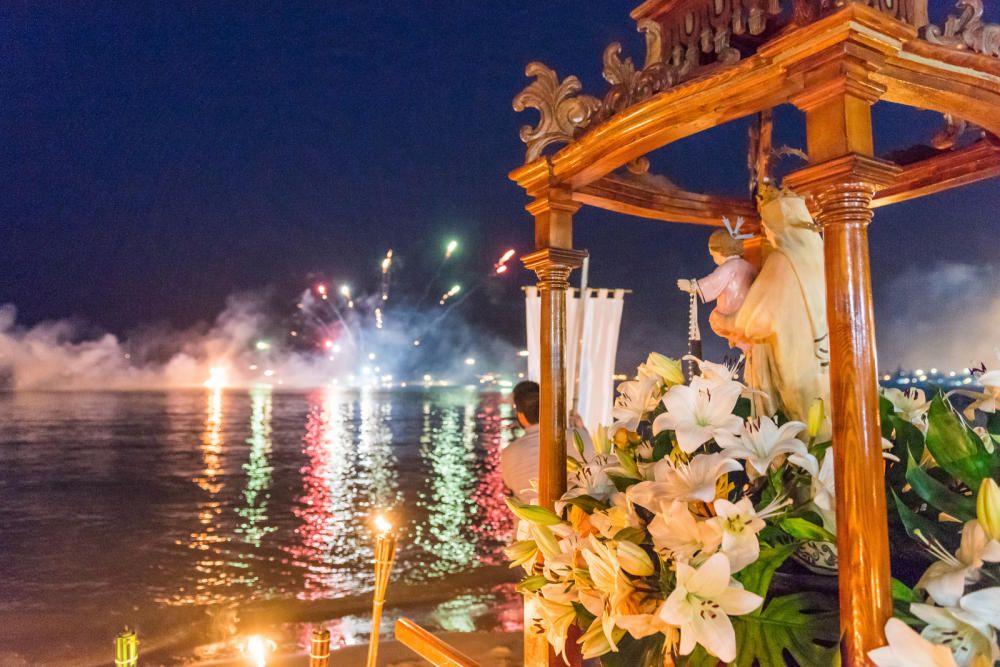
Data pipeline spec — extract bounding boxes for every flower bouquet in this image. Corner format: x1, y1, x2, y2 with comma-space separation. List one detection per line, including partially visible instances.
506, 352, 1000, 666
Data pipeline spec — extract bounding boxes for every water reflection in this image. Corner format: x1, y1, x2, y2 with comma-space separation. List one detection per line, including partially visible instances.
414, 398, 477, 576
235, 387, 275, 547
469, 393, 515, 565
172, 387, 234, 605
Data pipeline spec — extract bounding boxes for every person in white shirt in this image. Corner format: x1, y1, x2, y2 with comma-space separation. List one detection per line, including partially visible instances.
501, 381, 592, 503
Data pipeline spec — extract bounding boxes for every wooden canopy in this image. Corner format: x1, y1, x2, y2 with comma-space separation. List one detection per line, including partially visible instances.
510, 0, 1000, 664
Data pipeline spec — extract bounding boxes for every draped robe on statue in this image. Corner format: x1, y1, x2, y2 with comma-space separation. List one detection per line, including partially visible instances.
730, 194, 831, 428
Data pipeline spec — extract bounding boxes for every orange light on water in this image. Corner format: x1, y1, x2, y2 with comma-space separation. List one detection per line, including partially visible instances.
244, 635, 276, 667
203, 367, 228, 390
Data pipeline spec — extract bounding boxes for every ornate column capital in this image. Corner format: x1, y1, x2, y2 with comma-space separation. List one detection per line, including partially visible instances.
785, 153, 900, 227
521, 248, 588, 291
525, 187, 581, 217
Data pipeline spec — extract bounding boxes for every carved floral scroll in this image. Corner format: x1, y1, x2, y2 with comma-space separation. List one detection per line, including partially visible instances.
925, 0, 1000, 58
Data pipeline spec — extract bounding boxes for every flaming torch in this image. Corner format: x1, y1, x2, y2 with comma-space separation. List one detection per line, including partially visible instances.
366, 514, 397, 667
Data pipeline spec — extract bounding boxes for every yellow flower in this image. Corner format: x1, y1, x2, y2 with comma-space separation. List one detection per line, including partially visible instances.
976, 478, 1000, 541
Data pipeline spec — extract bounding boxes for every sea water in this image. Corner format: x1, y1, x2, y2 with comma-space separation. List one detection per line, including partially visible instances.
0, 387, 521, 665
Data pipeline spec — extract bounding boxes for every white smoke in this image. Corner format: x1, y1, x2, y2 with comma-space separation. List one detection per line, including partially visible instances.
875, 261, 1000, 371
0, 292, 517, 391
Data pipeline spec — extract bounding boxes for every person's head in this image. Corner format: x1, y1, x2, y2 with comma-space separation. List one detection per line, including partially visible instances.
512, 381, 539, 428
708, 229, 744, 266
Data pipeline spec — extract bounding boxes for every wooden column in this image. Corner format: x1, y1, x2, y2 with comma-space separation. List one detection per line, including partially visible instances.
521, 188, 586, 667
788, 75, 901, 664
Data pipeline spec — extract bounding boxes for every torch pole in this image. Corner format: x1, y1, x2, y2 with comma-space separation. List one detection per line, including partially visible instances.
115, 628, 138, 667
366, 520, 397, 667
309, 628, 331, 667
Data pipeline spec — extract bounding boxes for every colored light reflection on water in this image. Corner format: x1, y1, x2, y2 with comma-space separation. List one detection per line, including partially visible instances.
0, 387, 519, 664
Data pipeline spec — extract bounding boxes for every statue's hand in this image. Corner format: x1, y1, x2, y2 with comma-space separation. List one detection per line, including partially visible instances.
677, 278, 694, 293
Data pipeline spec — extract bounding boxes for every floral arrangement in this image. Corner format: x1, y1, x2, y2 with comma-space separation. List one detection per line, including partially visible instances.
505, 351, 1000, 666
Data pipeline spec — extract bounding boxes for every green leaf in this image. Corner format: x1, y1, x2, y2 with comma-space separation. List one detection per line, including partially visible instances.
564, 495, 608, 514
879, 394, 895, 439
682, 592, 840, 667
736, 540, 801, 600
905, 450, 976, 521
652, 431, 672, 462
891, 578, 917, 603
925, 394, 998, 489
599, 633, 665, 667
573, 430, 586, 458
615, 446, 640, 479
607, 473, 639, 493
780, 517, 837, 544
613, 526, 646, 544
733, 396, 753, 419
891, 489, 948, 545
890, 416, 926, 468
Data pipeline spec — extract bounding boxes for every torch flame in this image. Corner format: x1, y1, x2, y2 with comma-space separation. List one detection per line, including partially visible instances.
374, 514, 393, 536
244, 635, 276, 667
498, 248, 515, 264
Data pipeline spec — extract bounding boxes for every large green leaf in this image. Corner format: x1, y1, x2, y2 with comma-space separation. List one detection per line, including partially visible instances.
925, 394, 997, 489
892, 489, 949, 546
780, 517, 837, 544
681, 592, 840, 667
736, 540, 800, 600
905, 451, 976, 521
600, 633, 665, 667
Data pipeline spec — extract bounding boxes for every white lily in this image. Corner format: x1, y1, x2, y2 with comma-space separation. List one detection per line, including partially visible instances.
883, 386, 931, 430
917, 520, 1000, 606
658, 552, 763, 663
684, 355, 741, 387
715, 416, 807, 480
578, 535, 643, 652
652, 377, 744, 453
565, 454, 617, 503
711, 496, 789, 573
959, 586, 1000, 630
637, 351, 685, 387
532, 594, 578, 661
579, 617, 626, 659
589, 493, 642, 540
648, 499, 722, 563
911, 602, 999, 667
628, 453, 742, 509
964, 369, 1000, 418
870, 618, 960, 667
612, 376, 661, 432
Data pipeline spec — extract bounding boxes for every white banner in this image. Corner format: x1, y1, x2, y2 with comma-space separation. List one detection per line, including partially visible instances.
525, 287, 625, 435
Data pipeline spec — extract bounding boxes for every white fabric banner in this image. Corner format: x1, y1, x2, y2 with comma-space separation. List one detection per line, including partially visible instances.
524, 287, 625, 435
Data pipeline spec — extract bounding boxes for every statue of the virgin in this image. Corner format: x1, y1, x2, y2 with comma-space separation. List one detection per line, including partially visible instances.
735, 189, 831, 431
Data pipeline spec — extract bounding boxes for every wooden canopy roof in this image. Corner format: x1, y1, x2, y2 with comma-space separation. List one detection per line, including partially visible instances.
510, 1, 1000, 227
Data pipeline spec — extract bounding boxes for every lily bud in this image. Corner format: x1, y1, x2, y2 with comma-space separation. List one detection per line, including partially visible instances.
530, 524, 562, 559
504, 540, 538, 568
515, 574, 548, 593
505, 497, 563, 526
613, 428, 631, 448
615, 540, 654, 576
594, 424, 611, 456
977, 478, 1000, 541
807, 398, 826, 439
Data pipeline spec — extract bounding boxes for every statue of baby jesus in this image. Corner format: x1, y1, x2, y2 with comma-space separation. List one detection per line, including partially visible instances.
677, 226, 758, 352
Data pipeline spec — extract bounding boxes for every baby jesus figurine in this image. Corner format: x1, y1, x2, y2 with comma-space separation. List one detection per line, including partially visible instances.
677, 226, 758, 352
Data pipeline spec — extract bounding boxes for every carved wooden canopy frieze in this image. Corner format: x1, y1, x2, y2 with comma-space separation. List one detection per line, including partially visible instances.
514, 0, 1000, 164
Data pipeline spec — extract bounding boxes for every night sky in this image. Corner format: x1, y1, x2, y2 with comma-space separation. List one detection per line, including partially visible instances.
2, 1, 998, 371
